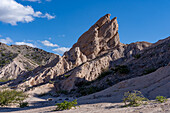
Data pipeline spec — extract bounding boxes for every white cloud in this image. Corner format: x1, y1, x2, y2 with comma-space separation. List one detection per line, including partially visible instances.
15, 42, 36, 47
41, 40, 59, 47
0, 37, 13, 44
43, 13, 55, 20
23, 0, 41, 3
0, 0, 55, 25
23, 0, 51, 3
53, 47, 70, 55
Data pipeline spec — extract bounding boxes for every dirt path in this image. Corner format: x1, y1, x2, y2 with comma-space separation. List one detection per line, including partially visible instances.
0, 99, 170, 113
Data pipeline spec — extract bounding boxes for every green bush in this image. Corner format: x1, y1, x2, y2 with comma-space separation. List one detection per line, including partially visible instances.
0, 79, 11, 82
0, 90, 27, 106
55, 99, 78, 111
79, 86, 104, 96
144, 68, 157, 75
123, 90, 148, 107
56, 90, 68, 95
97, 68, 112, 80
64, 74, 71, 78
1, 53, 5, 56
133, 54, 141, 59
19, 102, 29, 108
49, 80, 55, 84
112, 65, 130, 74
155, 96, 167, 103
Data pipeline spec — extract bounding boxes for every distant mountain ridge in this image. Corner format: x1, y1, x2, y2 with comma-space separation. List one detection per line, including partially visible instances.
0, 43, 58, 79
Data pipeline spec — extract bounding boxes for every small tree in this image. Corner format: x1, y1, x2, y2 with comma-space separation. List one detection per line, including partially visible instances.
123, 90, 148, 107
55, 99, 78, 111
155, 96, 167, 103
0, 90, 27, 106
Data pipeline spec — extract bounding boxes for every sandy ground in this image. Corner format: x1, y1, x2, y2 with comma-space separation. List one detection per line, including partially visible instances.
0, 98, 170, 113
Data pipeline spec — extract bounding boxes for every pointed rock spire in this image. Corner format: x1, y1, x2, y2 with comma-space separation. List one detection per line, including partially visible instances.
64, 14, 120, 63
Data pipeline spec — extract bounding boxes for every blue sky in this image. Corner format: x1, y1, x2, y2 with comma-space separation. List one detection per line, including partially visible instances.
0, 0, 170, 55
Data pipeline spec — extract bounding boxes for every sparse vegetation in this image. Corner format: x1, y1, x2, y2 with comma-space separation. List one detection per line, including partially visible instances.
143, 68, 157, 75
106, 78, 112, 86
78, 86, 104, 96
64, 74, 71, 78
49, 80, 55, 84
19, 102, 29, 108
0, 60, 10, 67
25, 67, 32, 71
0, 90, 27, 106
112, 65, 130, 74
0, 78, 12, 82
123, 90, 148, 107
1, 53, 5, 56
55, 99, 78, 111
155, 96, 167, 103
133, 54, 141, 59
56, 90, 69, 95
97, 68, 112, 80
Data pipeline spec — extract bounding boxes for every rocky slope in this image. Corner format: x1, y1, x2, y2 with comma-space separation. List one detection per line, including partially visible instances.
5, 14, 152, 92
0, 43, 57, 79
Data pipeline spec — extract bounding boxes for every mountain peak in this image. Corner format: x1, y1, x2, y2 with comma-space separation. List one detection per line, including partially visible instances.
64, 14, 120, 63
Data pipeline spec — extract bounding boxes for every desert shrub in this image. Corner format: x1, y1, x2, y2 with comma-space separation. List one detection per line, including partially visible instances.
49, 80, 55, 84
64, 74, 71, 78
133, 54, 141, 59
155, 96, 167, 103
106, 78, 112, 86
0, 79, 11, 82
112, 65, 130, 74
79, 86, 104, 96
1, 53, 5, 56
97, 68, 112, 80
55, 99, 78, 111
143, 68, 157, 75
123, 90, 148, 107
56, 90, 68, 95
19, 102, 29, 108
0, 90, 27, 106
75, 80, 94, 88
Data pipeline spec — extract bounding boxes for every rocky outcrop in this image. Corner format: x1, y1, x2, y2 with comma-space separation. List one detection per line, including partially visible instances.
0, 44, 58, 79
0, 54, 38, 79
78, 64, 170, 103
65, 14, 120, 60
11, 14, 123, 88
4, 14, 152, 92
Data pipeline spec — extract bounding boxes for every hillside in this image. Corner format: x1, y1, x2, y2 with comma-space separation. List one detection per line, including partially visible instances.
0, 14, 169, 113
0, 43, 58, 79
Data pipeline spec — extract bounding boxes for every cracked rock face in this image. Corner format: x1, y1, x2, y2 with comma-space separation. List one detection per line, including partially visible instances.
14, 14, 122, 88
67, 14, 120, 60
2, 14, 153, 94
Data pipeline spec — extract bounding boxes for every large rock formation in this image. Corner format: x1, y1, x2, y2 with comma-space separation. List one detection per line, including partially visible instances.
10, 14, 124, 88
78, 63, 170, 103
6, 14, 152, 93
64, 14, 120, 60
